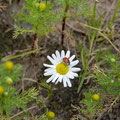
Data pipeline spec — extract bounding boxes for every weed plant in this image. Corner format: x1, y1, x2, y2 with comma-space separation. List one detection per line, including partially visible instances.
80, 89, 102, 119
0, 61, 38, 119
57, 0, 90, 44
73, 1, 120, 119
13, 0, 60, 52
80, 52, 120, 119
13, 0, 91, 47
14, 0, 58, 38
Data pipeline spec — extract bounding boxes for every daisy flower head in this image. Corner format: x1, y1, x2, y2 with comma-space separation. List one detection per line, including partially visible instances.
43, 50, 81, 87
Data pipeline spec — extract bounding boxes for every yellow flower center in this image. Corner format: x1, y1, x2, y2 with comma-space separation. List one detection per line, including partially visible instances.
5, 61, 14, 70
92, 94, 100, 101
0, 86, 4, 95
111, 58, 115, 62
40, 3, 46, 11
6, 77, 13, 85
56, 63, 69, 75
47, 111, 55, 119
36, 3, 40, 7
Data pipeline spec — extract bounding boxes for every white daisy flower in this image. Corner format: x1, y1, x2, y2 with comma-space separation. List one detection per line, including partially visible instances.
43, 50, 81, 87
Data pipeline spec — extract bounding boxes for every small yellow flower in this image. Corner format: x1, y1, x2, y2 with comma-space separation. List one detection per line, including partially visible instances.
4, 92, 8, 96
6, 77, 13, 85
5, 61, 14, 70
47, 111, 55, 119
0, 86, 4, 95
111, 58, 115, 62
95, 0, 99, 2
93, 94, 100, 101
36, 3, 40, 7
111, 80, 114, 83
40, 3, 46, 11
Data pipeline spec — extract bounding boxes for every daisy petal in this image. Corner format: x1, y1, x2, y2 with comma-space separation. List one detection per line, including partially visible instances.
55, 81, 59, 85
44, 68, 54, 72
70, 71, 78, 77
52, 73, 59, 83
47, 55, 57, 65
66, 51, 70, 58
56, 50, 61, 61
71, 68, 81, 72
61, 50, 65, 59
44, 70, 55, 76
66, 72, 74, 79
43, 63, 56, 68
46, 74, 55, 83
63, 78, 67, 87
69, 55, 75, 62
52, 53, 56, 60
70, 60, 79, 67
52, 53, 59, 63
66, 77, 72, 87
55, 75, 63, 84
59, 75, 63, 83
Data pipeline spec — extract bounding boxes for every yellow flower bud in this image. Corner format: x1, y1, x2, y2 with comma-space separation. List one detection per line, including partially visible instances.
111, 80, 114, 83
6, 77, 13, 85
0, 86, 4, 95
111, 58, 115, 62
5, 61, 14, 70
36, 3, 40, 7
93, 94, 100, 101
40, 3, 46, 11
4, 92, 8, 96
47, 111, 55, 119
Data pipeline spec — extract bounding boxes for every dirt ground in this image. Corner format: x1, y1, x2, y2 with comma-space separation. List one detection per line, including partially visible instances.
0, 0, 120, 120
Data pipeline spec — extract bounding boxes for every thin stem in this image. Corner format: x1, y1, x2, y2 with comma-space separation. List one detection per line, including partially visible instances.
1, 48, 41, 61
77, 22, 120, 54
98, 32, 120, 54
31, 34, 37, 50
110, 94, 120, 107
31, 34, 37, 56
10, 106, 37, 119
61, 17, 66, 45
61, 1, 69, 45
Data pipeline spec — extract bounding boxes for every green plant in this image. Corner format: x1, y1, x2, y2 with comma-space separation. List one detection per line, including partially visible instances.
107, 0, 120, 29
80, 52, 120, 119
87, 1, 105, 54
39, 82, 53, 99
80, 89, 103, 119
13, 0, 59, 52
76, 1, 105, 92
94, 52, 120, 96
14, 0, 57, 36
57, 0, 91, 44
27, 109, 56, 120
77, 0, 120, 93
0, 61, 38, 119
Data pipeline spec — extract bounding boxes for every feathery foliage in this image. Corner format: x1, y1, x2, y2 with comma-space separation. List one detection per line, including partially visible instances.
0, 62, 38, 119
80, 89, 102, 119
94, 52, 120, 96
57, 0, 91, 18
14, 0, 59, 38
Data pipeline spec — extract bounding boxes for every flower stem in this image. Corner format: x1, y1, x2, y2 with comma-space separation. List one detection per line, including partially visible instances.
10, 105, 37, 119
31, 34, 37, 56
61, 1, 69, 45
32, 34, 37, 50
